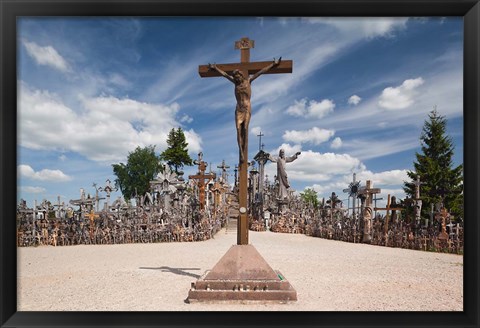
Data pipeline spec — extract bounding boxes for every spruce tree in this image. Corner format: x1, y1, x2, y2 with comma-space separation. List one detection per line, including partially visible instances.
160, 128, 193, 174
403, 109, 463, 222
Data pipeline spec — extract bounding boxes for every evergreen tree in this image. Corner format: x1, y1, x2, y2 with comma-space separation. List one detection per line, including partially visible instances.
160, 127, 193, 174
403, 109, 463, 222
112, 145, 163, 201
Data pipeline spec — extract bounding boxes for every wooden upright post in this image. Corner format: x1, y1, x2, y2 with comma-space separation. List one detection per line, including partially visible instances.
198, 37, 293, 245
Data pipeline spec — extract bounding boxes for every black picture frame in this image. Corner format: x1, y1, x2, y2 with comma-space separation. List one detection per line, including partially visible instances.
1, 1, 478, 327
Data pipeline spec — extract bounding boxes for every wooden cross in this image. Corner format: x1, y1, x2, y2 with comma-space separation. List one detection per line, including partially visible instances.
210, 181, 223, 212
189, 152, 216, 211
257, 131, 265, 152
84, 210, 99, 240
357, 180, 381, 208
217, 160, 230, 183
374, 194, 403, 239
413, 175, 424, 200
435, 207, 450, 240
199, 37, 292, 245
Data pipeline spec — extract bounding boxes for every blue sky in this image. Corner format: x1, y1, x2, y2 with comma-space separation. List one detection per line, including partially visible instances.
17, 17, 463, 209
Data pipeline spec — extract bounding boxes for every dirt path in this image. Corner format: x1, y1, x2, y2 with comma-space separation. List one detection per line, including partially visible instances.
17, 228, 463, 311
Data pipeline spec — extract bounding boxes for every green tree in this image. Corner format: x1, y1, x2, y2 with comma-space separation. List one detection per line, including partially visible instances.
112, 145, 164, 201
300, 188, 319, 209
160, 127, 193, 174
403, 109, 463, 221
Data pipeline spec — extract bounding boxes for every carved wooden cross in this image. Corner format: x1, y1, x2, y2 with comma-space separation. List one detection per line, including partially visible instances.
413, 175, 424, 200
84, 210, 99, 240
374, 194, 403, 240
217, 160, 230, 183
189, 152, 216, 211
435, 207, 450, 240
358, 180, 381, 208
199, 37, 292, 244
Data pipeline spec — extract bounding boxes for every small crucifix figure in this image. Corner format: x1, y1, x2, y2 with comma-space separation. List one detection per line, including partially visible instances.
189, 152, 216, 211
217, 160, 230, 183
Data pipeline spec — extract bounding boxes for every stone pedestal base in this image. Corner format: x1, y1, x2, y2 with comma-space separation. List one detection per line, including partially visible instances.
186, 244, 297, 303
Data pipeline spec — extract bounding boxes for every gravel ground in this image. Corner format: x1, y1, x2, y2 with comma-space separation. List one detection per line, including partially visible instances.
17, 227, 463, 311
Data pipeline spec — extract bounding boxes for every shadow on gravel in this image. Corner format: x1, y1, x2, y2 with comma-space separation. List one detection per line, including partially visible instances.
139, 266, 202, 278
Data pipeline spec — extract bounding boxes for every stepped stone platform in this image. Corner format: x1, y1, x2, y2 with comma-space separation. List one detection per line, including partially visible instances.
186, 244, 297, 302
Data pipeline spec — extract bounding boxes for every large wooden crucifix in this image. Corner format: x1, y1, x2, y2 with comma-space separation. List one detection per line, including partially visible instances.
189, 152, 216, 211
199, 37, 293, 245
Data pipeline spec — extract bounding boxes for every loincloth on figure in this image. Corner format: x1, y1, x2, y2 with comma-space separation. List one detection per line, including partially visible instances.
235, 106, 251, 125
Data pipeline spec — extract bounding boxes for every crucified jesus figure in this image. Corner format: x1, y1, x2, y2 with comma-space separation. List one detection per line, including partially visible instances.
208, 58, 281, 163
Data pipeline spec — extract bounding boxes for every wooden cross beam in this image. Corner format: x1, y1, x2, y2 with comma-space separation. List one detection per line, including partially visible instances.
374, 194, 403, 237
199, 37, 293, 245
358, 180, 381, 207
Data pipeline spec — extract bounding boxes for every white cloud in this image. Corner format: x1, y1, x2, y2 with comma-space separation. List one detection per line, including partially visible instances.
330, 137, 343, 149
283, 127, 334, 145
356, 169, 409, 186
304, 17, 409, 39
378, 77, 425, 110
20, 186, 47, 194
180, 114, 193, 124
286, 98, 335, 119
108, 73, 130, 88
343, 136, 420, 161
18, 164, 72, 182
183, 129, 203, 158
265, 146, 366, 183
348, 95, 362, 105
18, 82, 203, 163
23, 40, 69, 72
250, 126, 262, 136
59, 154, 67, 161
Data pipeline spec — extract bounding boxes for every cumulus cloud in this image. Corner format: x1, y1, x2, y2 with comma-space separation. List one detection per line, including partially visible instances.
18, 82, 203, 162
378, 77, 425, 110
348, 95, 362, 105
265, 145, 366, 183
355, 169, 409, 186
18, 164, 72, 182
286, 98, 335, 119
23, 40, 69, 72
283, 127, 334, 145
330, 137, 342, 149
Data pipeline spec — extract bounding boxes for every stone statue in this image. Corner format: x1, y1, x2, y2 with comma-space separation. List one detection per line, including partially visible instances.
208, 58, 281, 163
267, 149, 301, 200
